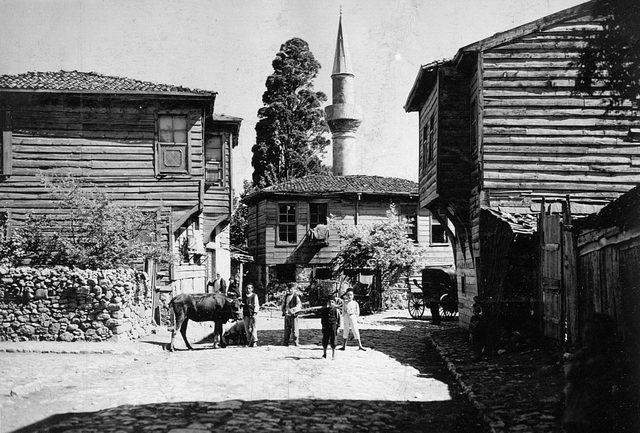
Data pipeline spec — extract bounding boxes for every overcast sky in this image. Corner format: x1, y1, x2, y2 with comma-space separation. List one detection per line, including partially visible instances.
0, 0, 584, 191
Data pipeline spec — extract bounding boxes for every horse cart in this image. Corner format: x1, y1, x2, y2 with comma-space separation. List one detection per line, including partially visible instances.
407, 268, 458, 319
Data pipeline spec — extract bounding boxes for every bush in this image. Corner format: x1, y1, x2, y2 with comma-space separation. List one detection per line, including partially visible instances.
0, 173, 172, 269
330, 205, 425, 290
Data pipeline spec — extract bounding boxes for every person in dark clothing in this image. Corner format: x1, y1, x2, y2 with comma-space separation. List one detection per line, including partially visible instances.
227, 277, 240, 298
282, 282, 302, 346
320, 297, 341, 360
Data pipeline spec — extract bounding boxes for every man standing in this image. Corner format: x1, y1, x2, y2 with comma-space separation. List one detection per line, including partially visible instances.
282, 282, 302, 346
243, 284, 260, 347
212, 273, 227, 295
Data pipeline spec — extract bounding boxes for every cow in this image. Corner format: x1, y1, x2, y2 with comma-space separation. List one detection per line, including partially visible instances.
168, 293, 243, 352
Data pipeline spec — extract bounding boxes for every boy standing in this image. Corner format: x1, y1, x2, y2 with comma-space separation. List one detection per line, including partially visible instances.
340, 289, 366, 351
282, 282, 302, 346
243, 284, 260, 347
320, 297, 341, 359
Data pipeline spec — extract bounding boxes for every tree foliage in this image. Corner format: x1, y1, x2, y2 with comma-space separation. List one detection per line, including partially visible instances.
575, 0, 640, 105
230, 180, 254, 248
252, 37, 330, 188
0, 173, 171, 268
330, 206, 425, 289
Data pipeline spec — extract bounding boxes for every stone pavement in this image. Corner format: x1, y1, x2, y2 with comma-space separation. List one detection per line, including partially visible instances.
0, 311, 488, 433
427, 325, 564, 433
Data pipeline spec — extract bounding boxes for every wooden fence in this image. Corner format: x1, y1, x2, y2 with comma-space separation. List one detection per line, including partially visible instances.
539, 189, 640, 345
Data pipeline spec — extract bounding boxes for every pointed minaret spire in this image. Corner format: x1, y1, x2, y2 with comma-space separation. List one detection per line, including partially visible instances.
325, 12, 362, 176
332, 13, 351, 75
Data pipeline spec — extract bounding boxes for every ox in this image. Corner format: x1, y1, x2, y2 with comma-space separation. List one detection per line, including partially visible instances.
168, 293, 243, 352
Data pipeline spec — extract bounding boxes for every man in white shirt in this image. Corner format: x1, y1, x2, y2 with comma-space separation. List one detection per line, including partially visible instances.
212, 273, 227, 295
340, 289, 366, 351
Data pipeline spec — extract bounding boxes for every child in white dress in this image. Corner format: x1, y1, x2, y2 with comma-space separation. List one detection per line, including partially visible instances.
339, 289, 366, 351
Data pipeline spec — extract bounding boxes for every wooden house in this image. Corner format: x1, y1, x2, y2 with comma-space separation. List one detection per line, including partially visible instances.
243, 174, 454, 290
404, 1, 640, 327
0, 70, 240, 297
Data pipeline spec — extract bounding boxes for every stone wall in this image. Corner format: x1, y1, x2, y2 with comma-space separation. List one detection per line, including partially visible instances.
0, 266, 153, 342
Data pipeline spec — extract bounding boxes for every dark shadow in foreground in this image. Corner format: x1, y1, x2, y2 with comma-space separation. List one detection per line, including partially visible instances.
13, 398, 487, 433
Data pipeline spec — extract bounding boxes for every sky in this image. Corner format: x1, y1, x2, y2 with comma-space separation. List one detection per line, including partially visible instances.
0, 0, 584, 192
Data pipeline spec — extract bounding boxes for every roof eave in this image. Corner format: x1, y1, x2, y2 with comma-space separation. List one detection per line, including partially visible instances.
404, 60, 450, 112
0, 88, 217, 99
243, 189, 418, 204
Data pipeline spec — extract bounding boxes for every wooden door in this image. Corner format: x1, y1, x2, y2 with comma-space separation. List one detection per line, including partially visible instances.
539, 213, 563, 340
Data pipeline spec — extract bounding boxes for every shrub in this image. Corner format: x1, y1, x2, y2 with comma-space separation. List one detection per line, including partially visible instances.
330, 205, 425, 290
0, 173, 172, 269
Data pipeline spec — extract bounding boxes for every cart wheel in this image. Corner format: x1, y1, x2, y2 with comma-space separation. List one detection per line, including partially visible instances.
408, 295, 425, 318
439, 294, 458, 318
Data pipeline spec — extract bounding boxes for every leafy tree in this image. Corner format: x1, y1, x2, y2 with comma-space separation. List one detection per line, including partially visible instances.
230, 180, 255, 248
252, 37, 330, 188
330, 205, 425, 290
575, 0, 640, 105
0, 173, 171, 268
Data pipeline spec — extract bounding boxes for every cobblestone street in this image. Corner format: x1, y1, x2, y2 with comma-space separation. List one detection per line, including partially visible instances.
0, 311, 486, 432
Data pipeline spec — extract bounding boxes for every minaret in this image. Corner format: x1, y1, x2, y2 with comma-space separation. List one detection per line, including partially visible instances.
325, 13, 362, 176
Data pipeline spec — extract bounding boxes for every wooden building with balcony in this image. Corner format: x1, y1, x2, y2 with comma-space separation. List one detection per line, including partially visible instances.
243, 174, 454, 291
0, 70, 240, 297
404, 1, 640, 327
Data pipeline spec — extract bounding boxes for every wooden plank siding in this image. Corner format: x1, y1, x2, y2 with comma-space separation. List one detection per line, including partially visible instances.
246, 195, 453, 270
0, 93, 232, 258
480, 15, 640, 210
418, 80, 439, 209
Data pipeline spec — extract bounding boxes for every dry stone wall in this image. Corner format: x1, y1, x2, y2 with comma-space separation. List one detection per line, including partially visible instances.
0, 266, 152, 342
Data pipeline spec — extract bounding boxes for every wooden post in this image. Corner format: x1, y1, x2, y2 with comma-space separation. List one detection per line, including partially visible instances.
562, 195, 578, 344
2, 110, 12, 176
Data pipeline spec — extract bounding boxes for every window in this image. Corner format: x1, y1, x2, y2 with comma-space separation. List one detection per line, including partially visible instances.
157, 114, 189, 174
205, 134, 225, 185
428, 114, 436, 162
470, 99, 477, 153
430, 216, 448, 245
278, 203, 297, 244
309, 203, 327, 228
421, 124, 429, 172
1, 110, 12, 176
399, 205, 418, 242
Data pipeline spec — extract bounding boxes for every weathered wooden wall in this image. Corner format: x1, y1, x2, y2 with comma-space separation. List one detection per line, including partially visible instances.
246, 195, 453, 271
480, 13, 640, 214
0, 93, 230, 246
575, 225, 640, 343
418, 81, 439, 209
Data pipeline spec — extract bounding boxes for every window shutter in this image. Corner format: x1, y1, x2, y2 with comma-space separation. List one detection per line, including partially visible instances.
158, 143, 188, 173
1, 111, 12, 176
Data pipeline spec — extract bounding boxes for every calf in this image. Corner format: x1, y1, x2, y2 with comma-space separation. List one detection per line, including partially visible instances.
168, 293, 243, 352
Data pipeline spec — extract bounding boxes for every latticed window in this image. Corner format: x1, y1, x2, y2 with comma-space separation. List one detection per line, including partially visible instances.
278, 203, 297, 244
157, 115, 189, 174
309, 203, 327, 228
205, 134, 225, 185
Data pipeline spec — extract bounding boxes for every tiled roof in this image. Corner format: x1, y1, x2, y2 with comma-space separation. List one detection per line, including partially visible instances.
0, 70, 215, 96
245, 174, 418, 202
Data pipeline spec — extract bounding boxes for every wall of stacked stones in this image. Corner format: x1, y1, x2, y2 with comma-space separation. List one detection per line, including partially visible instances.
0, 266, 153, 342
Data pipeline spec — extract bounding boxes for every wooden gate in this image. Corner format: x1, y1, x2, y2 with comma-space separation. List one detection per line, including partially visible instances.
539, 208, 563, 341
